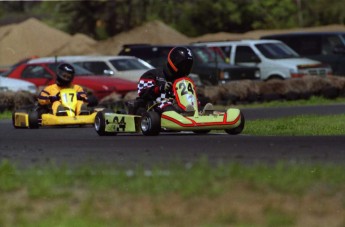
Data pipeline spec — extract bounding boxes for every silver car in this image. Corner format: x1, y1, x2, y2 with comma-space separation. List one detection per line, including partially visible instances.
29, 55, 155, 82
0, 75, 37, 94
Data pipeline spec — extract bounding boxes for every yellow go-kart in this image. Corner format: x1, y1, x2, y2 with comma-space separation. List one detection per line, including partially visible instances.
12, 88, 99, 129
94, 77, 245, 136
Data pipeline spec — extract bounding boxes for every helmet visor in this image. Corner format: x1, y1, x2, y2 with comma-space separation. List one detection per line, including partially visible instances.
60, 72, 73, 81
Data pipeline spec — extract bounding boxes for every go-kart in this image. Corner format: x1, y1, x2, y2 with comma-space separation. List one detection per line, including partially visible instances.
12, 88, 100, 129
94, 77, 245, 136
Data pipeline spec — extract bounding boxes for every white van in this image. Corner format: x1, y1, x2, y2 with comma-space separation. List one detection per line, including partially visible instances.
193, 40, 332, 80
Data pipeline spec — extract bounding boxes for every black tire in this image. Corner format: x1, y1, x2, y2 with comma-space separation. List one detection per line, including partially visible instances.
140, 111, 161, 136
225, 112, 245, 135
266, 75, 284, 80
12, 112, 18, 129
193, 130, 211, 134
28, 111, 39, 129
94, 111, 117, 136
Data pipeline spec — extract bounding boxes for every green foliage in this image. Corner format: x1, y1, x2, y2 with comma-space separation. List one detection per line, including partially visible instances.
177, 0, 242, 36
248, 0, 298, 29
0, 0, 344, 39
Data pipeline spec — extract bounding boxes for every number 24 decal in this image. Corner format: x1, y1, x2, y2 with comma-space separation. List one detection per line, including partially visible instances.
179, 82, 194, 96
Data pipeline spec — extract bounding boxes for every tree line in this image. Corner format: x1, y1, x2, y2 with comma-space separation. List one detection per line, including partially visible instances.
0, 0, 344, 40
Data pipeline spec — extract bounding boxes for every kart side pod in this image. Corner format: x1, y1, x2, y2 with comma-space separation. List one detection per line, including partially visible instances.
160, 108, 244, 133
94, 111, 141, 136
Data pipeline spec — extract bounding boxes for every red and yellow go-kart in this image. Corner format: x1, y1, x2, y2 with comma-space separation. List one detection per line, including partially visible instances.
12, 88, 99, 129
94, 77, 245, 136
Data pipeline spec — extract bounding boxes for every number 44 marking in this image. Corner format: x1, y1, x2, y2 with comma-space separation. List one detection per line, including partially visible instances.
112, 116, 126, 131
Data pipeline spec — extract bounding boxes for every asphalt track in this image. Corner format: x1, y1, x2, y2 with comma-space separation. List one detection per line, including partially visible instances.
1, 104, 345, 168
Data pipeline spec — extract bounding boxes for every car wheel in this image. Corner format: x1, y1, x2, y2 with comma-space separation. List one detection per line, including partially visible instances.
28, 111, 39, 129
140, 111, 161, 136
225, 112, 245, 135
94, 110, 117, 136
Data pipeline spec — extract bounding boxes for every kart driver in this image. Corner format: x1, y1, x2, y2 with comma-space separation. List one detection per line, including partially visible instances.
37, 63, 89, 115
137, 46, 213, 115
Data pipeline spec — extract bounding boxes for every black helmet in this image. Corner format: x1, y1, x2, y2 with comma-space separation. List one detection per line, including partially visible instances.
166, 46, 193, 80
56, 63, 75, 86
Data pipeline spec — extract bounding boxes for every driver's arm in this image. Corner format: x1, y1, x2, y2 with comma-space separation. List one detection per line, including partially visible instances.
138, 70, 160, 100
38, 85, 58, 105
74, 85, 87, 101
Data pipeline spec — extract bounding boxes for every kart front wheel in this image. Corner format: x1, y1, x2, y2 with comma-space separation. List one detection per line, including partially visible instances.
140, 111, 161, 136
28, 111, 39, 129
94, 111, 117, 136
225, 112, 245, 135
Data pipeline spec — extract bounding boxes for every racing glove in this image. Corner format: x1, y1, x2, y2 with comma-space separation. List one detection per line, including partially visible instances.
77, 93, 87, 101
86, 95, 98, 107
159, 82, 172, 93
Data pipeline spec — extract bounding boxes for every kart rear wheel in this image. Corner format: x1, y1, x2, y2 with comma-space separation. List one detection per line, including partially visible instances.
225, 112, 245, 135
28, 111, 39, 129
12, 112, 18, 129
140, 111, 161, 136
94, 111, 117, 136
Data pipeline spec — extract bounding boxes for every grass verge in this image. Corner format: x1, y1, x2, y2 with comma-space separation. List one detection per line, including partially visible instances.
0, 110, 11, 120
0, 159, 345, 226
244, 114, 345, 136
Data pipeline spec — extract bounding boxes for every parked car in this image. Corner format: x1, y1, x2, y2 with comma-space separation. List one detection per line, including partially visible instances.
193, 40, 333, 80
0, 76, 37, 94
261, 32, 345, 76
118, 44, 261, 85
1, 60, 137, 101
28, 55, 154, 82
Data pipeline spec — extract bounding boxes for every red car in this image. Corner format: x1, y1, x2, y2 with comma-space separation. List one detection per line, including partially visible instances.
2, 60, 138, 101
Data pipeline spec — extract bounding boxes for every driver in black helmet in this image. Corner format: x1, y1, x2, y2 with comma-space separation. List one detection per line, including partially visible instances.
38, 63, 89, 115
137, 46, 213, 114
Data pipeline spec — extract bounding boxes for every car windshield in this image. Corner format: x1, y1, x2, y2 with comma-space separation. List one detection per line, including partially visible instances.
47, 62, 94, 76
110, 58, 152, 71
192, 46, 227, 64
255, 42, 300, 59
340, 34, 345, 43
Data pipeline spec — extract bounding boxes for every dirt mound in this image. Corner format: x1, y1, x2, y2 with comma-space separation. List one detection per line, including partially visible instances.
0, 18, 71, 67
49, 33, 98, 56
95, 20, 191, 55
190, 32, 245, 43
191, 24, 345, 42
0, 18, 191, 66
0, 23, 15, 40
